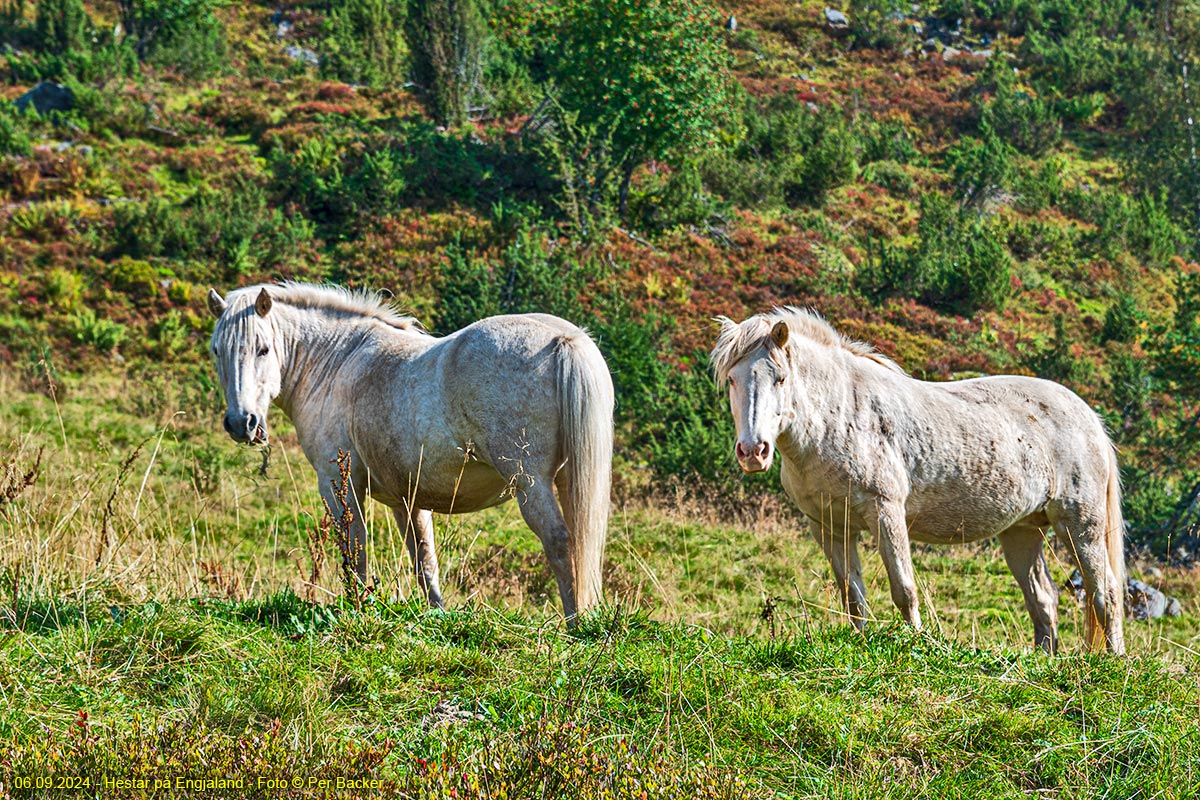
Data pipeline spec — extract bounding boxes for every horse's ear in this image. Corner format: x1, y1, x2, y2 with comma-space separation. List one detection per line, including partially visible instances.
207, 288, 227, 318
770, 320, 789, 348
255, 287, 273, 317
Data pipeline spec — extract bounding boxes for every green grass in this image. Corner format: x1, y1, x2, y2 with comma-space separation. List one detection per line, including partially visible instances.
1, 370, 1198, 798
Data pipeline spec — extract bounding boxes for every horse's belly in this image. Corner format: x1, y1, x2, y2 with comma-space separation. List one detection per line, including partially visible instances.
367, 459, 511, 514
905, 496, 1045, 544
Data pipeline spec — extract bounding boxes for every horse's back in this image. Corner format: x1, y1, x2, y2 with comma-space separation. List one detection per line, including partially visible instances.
348, 312, 606, 510
896, 373, 1113, 539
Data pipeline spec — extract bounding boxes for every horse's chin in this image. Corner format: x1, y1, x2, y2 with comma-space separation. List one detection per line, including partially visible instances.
737, 457, 772, 474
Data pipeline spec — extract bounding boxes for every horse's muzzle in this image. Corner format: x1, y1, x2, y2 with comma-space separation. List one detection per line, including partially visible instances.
224, 412, 268, 445
736, 440, 773, 473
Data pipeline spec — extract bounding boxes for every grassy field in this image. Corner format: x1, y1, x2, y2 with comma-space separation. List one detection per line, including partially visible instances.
1, 369, 1198, 798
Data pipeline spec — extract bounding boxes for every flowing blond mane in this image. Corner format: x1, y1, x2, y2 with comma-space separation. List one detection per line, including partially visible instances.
711, 306, 905, 381
230, 281, 426, 331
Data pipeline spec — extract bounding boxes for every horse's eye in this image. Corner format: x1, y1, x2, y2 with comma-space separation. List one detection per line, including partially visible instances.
775, 375, 786, 386
257, 346, 270, 357
728, 378, 736, 388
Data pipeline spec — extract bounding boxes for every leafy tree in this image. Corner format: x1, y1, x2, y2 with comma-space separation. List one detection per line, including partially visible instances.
405, 0, 488, 126
549, 0, 735, 219
323, 0, 407, 88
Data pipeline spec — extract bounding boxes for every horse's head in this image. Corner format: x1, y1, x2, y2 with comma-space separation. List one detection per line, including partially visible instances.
713, 316, 796, 474
207, 287, 281, 445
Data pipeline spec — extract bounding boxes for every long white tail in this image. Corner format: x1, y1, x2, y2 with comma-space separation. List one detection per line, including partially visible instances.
556, 332, 614, 614
1087, 444, 1127, 653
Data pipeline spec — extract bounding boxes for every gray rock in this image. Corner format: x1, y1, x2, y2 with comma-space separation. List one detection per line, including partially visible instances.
1067, 569, 1183, 621
825, 8, 849, 28
1127, 578, 1169, 620
942, 46, 962, 59
284, 45, 320, 67
15, 82, 75, 115
726, 14, 736, 32
276, 20, 293, 39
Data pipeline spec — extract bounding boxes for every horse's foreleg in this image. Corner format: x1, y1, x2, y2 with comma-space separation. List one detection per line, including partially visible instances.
808, 510, 868, 628
870, 500, 922, 630
999, 525, 1059, 654
515, 481, 577, 621
398, 506, 444, 609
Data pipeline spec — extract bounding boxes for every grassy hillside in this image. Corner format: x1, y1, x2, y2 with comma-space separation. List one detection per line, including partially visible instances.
2, 371, 1198, 797
1, 1, 1200, 796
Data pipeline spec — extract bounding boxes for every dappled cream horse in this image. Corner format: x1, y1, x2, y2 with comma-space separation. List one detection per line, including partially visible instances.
207, 282, 613, 619
713, 308, 1125, 653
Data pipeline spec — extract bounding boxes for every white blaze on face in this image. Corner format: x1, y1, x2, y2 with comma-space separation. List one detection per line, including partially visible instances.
727, 320, 791, 474
208, 288, 280, 445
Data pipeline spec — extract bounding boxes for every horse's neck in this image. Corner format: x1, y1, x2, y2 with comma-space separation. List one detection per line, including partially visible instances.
272, 309, 416, 420
783, 347, 884, 458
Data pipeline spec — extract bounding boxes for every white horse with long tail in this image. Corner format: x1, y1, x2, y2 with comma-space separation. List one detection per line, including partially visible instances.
206, 282, 613, 620
712, 308, 1125, 654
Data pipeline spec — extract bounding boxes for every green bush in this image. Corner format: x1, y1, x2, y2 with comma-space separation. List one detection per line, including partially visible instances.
705, 95, 858, 209
1101, 291, 1143, 343
849, 0, 910, 52
629, 163, 731, 234
0, 103, 33, 157
433, 224, 597, 333
405, 0, 487, 126
861, 159, 914, 196
978, 63, 1063, 157
322, 0, 407, 88
860, 192, 1014, 313
68, 307, 128, 354
548, 0, 735, 218
1026, 315, 1094, 385
119, 0, 228, 79
111, 179, 317, 277
945, 120, 1015, 211
35, 0, 91, 53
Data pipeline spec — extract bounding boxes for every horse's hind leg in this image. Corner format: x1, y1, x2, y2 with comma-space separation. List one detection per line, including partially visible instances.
515, 479, 577, 620
395, 506, 444, 609
999, 525, 1059, 653
1052, 505, 1125, 654
809, 508, 868, 629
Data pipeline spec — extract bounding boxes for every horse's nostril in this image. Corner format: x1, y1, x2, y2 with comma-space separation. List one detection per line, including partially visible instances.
756, 442, 770, 459
223, 414, 236, 434
736, 442, 749, 459
245, 413, 259, 434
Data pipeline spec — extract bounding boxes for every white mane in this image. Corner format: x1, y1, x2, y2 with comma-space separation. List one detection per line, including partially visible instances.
711, 306, 905, 382
228, 281, 426, 332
